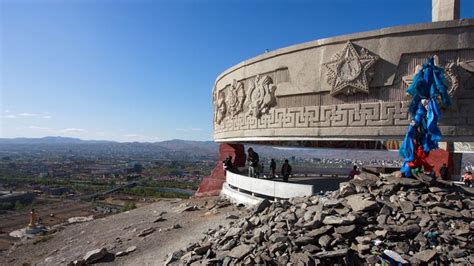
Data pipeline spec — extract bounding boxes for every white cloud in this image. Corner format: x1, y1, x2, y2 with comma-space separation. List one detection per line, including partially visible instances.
123, 134, 140, 137
29, 125, 53, 131
5, 114, 16, 119
176, 127, 203, 132
18, 112, 38, 117
61, 128, 86, 133
4, 110, 10, 113
42, 115, 52, 119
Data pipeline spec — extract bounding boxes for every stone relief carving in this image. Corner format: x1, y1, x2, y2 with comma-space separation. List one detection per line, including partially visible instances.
212, 88, 218, 124
454, 142, 474, 152
444, 62, 461, 97
246, 75, 277, 118
323, 41, 378, 96
215, 98, 473, 134
402, 56, 474, 98
225, 80, 246, 117
402, 65, 423, 88
459, 60, 474, 73
216, 101, 411, 132
216, 90, 226, 124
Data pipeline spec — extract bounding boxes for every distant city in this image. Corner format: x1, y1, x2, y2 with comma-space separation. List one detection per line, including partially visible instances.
0, 136, 473, 250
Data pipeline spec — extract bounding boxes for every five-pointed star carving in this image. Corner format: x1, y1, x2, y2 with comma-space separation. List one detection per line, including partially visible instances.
323, 41, 378, 96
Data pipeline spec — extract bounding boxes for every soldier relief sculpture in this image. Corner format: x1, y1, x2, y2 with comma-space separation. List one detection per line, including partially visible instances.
215, 90, 226, 124
214, 74, 278, 125
246, 75, 277, 118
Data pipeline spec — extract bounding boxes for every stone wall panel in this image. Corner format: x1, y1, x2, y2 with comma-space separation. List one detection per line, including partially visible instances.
213, 20, 474, 142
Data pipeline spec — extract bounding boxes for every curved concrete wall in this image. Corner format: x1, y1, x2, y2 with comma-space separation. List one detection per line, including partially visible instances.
226, 171, 314, 199
221, 182, 262, 206
212, 19, 474, 143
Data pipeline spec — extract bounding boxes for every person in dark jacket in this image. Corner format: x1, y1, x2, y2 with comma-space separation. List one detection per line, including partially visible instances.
348, 165, 360, 179
281, 159, 292, 182
247, 147, 259, 177
223, 156, 234, 173
270, 159, 276, 179
439, 163, 449, 180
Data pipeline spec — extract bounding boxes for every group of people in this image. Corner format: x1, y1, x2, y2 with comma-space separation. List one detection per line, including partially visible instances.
225, 149, 474, 188
439, 163, 473, 187
247, 148, 292, 182
225, 150, 474, 187
223, 147, 292, 182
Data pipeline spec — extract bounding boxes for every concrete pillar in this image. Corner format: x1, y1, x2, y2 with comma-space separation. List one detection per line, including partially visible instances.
432, 0, 460, 22
425, 142, 462, 180
219, 143, 246, 167
195, 143, 246, 197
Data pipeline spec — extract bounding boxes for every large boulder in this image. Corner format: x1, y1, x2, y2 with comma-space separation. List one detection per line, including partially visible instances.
83, 248, 108, 264
254, 199, 271, 214
339, 182, 356, 197
346, 194, 379, 212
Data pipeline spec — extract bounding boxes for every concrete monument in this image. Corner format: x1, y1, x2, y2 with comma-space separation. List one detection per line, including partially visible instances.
196, 0, 473, 197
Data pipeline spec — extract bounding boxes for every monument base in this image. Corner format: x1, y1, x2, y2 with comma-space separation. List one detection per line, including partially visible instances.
10, 226, 47, 238
25, 226, 47, 235
425, 143, 462, 180
195, 143, 246, 197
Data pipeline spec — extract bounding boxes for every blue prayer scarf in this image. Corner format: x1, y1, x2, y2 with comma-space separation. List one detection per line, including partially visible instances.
399, 57, 451, 176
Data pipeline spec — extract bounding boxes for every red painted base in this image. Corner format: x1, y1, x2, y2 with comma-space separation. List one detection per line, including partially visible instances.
425, 149, 451, 179
425, 144, 462, 180
194, 143, 246, 197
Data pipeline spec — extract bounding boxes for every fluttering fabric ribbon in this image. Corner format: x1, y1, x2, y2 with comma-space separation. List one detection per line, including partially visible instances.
399, 57, 451, 177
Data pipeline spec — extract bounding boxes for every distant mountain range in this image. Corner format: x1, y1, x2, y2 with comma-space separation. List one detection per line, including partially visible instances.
0, 137, 219, 161
0, 136, 398, 161
0, 136, 116, 144
1, 136, 470, 163
0, 137, 219, 153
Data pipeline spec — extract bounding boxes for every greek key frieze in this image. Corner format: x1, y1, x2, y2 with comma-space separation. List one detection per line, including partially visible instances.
215, 101, 414, 133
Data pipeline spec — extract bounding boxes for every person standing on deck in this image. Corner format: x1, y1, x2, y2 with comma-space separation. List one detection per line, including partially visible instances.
223, 155, 234, 173
439, 163, 449, 180
270, 159, 276, 179
281, 159, 292, 182
247, 147, 259, 178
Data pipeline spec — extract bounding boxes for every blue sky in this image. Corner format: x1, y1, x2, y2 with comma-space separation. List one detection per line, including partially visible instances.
1, 0, 473, 142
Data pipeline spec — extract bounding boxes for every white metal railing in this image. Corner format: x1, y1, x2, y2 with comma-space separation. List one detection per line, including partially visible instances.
225, 171, 314, 199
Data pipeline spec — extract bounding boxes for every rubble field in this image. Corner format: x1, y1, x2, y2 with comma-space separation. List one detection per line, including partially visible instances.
170, 172, 473, 265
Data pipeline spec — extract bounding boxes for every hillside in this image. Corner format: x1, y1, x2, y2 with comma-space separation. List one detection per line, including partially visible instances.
2, 197, 243, 265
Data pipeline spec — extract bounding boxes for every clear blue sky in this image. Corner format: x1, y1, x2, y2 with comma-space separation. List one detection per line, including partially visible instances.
1, 0, 473, 142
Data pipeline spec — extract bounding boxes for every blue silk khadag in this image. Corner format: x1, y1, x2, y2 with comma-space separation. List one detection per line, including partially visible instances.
399, 57, 451, 177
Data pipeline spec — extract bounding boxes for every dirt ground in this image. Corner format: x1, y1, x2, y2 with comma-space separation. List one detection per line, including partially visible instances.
0, 197, 244, 266
0, 199, 94, 253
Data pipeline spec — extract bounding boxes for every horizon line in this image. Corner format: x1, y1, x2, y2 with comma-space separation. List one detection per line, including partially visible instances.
0, 136, 215, 144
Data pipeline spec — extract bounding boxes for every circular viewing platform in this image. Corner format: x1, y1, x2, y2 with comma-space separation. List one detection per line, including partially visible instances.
221, 170, 349, 205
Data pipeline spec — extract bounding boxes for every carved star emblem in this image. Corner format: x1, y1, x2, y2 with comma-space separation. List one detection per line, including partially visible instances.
323, 41, 378, 96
